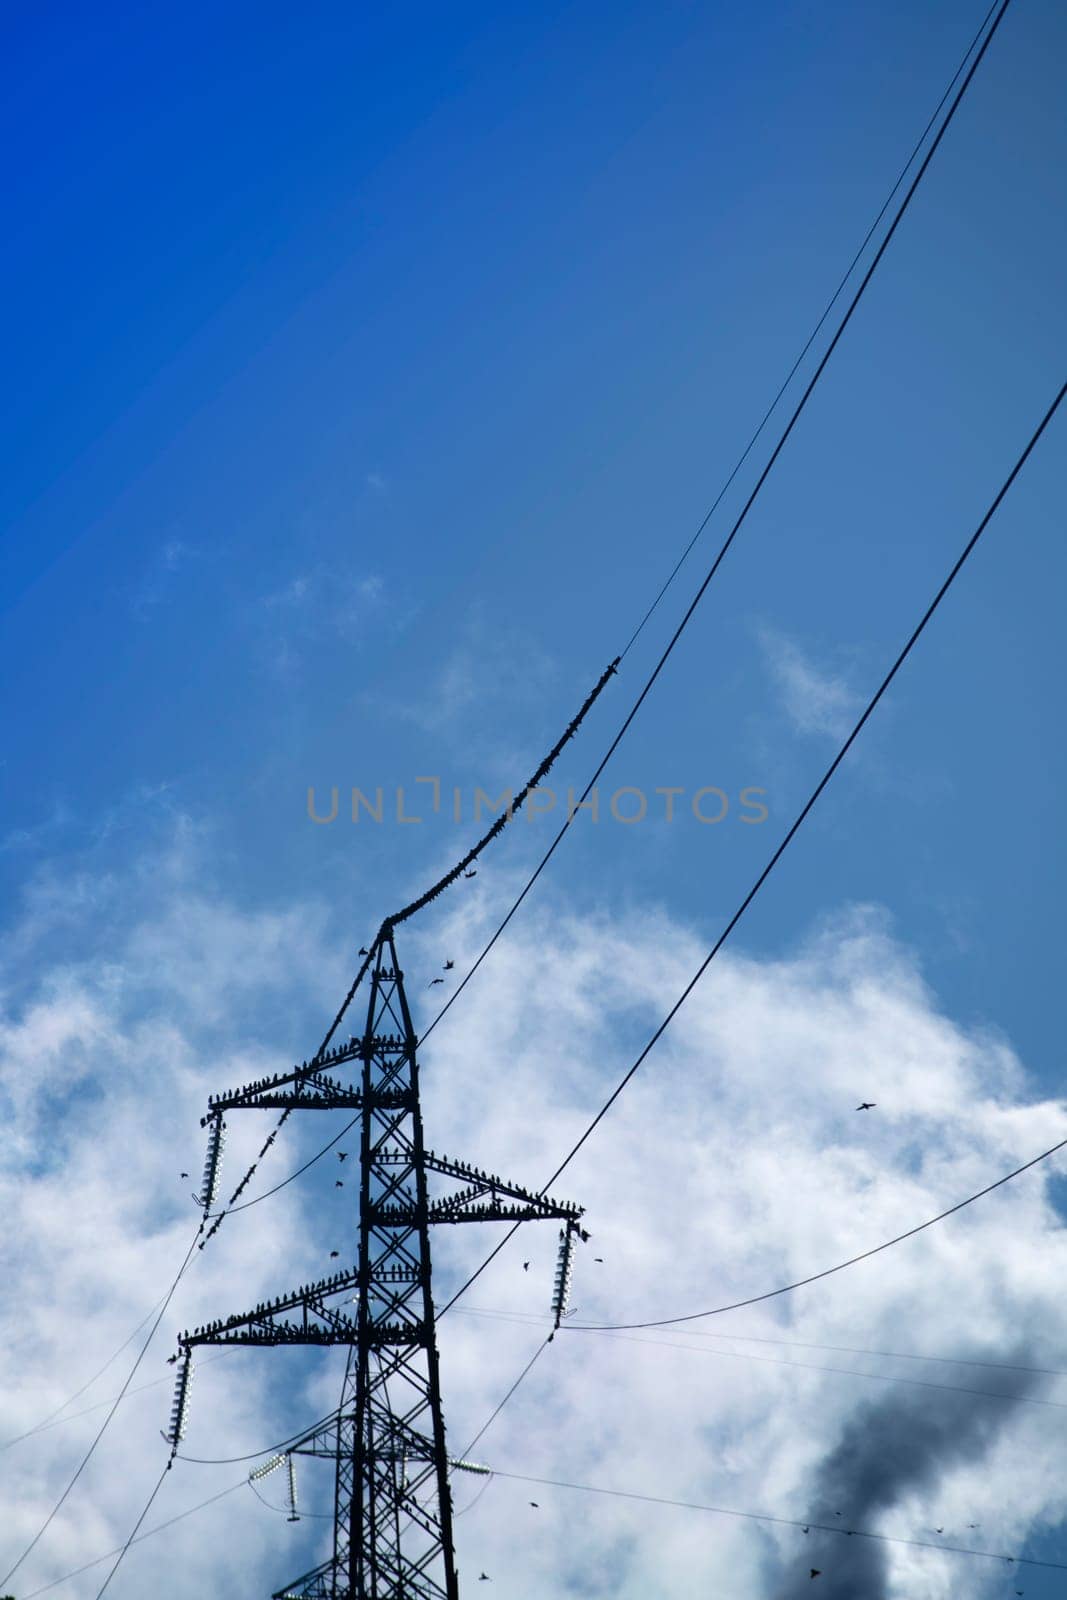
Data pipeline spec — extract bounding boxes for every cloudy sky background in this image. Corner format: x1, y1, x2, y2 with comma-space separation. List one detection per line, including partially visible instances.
2, 0, 1066, 1596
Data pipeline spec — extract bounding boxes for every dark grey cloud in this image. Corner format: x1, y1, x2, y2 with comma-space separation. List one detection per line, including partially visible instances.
767, 1353, 1044, 1599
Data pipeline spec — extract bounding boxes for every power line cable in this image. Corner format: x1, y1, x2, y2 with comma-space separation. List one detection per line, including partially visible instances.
1, 1352, 233, 1453
616, 0, 1000, 660
457, 1335, 553, 1461
1, 1226, 203, 1589
0, 1296, 169, 1453
180, 0, 1011, 1252
571, 1324, 1067, 1412
92, 1458, 172, 1600
18, 1480, 248, 1599
416, 0, 1015, 1055
435, 374, 1066, 1320
456, 1303, 1067, 1381
571, 1129, 1067, 1331
483, 1465, 1067, 1574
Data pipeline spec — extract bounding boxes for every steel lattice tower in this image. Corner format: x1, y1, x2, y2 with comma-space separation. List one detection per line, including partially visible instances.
172, 925, 583, 1599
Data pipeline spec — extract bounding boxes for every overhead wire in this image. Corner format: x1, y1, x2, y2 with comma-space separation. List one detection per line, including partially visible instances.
92, 1458, 172, 1600
180, 0, 1018, 1264
456, 1303, 1067, 1381
1, 1351, 233, 1453
616, 0, 1000, 661
0, 1225, 203, 1590
18, 1479, 249, 1599
433, 374, 1066, 1320
445, 1305, 1067, 1412
415, 0, 1015, 1054
0, 1295, 169, 1453
12, 3, 1026, 1581
482, 1465, 1067, 1575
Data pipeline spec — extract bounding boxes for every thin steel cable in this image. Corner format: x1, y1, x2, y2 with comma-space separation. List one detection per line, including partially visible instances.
617, 0, 1000, 660
457, 1336, 553, 1460
570, 1131, 1067, 1331
183, 0, 1010, 1245
0, 1295, 169, 1452
1, 1352, 233, 1452
434, 375, 1066, 1320
18, 1480, 248, 1599
174, 1405, 343, 1466
416, 0, 1016, 1054
571, 1325, 1067, 1411
1, 1226, 203, 1589
92, 1458, 172, 1600
484, 1466, 1067, 1573
456, 1303, 1067, 1380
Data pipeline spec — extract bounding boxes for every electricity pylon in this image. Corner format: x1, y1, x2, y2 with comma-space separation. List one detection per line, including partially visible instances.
169, 925, 584, 1598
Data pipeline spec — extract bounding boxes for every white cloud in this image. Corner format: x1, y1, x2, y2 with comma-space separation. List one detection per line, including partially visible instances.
1, 844, 1065, 1599
253, 566, 386, 677
756, 625, 864, 742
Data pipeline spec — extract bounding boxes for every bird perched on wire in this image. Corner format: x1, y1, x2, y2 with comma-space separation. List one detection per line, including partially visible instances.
856, 1102, 876, 1111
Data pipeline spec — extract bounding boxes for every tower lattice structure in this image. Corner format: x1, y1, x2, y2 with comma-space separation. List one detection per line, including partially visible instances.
172, 925, 583, 1599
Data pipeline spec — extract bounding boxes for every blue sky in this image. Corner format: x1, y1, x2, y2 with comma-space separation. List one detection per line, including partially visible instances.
2, 2, 1066, 1596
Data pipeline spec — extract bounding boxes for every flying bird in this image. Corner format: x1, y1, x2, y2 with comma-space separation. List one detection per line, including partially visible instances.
529, 1501, 539, 1508
856, 1102, 876, 1111
330, 1251, 340, 1259
593, 1257, 604, 1263
429, 977, 444, 987
810, 1572, 821, 1581
464, 869, 477, 879
479, 1575, 490, 1583
180, 1171, 189, 1178
359, 947, 369, 955
443, 960, 454, 970
934, 1527, 944, 1535
523, 1262, 530, 1272
338, 1152, 348, 1161
336, 1180, 344, 1188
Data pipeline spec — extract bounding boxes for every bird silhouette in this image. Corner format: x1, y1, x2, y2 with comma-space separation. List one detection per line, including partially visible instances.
479, 1575, 490, 1582
336, 1180, 344, 1188
594, 1257, 604, 1263
429, 977, 444, 987
529, 1501, 539, 1508
523, 1261, 530, 1271
810, 1572, 821, 1582
934, 1527, 944, 1534
464, 869, 478, 879
856, 1102, 876, 1111
180, 1171, 189, 1178
359, 947, 369, 955
443, 960, 454, 970
801, 1526, 809, 1534
330, 1251, 340, 1258
338, 1152, 348, 1161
